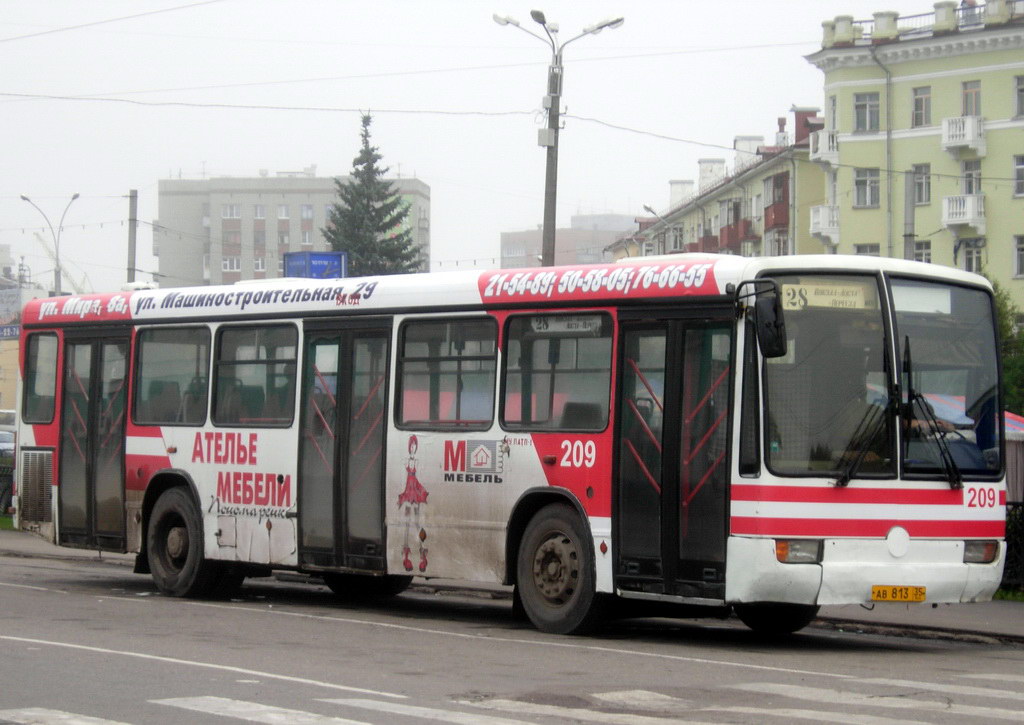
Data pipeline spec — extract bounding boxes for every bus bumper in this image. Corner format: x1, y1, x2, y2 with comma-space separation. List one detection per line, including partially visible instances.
725, 536, 1005, 606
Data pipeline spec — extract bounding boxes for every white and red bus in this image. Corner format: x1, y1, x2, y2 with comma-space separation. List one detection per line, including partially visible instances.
13, 254, 1006, 634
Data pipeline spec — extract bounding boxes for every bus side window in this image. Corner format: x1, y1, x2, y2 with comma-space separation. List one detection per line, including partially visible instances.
213, 324, 297, 427
23, 333, 58, 424
134, 327, 210, 426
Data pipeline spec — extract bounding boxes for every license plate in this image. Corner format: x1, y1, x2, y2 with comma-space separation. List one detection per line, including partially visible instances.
871, 585, 926, 602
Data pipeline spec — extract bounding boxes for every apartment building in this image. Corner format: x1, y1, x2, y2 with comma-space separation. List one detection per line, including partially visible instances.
805, 1, 1024, 301
154, 167, 430, 287
500, 214, 636, 268
608, 108, 827, 260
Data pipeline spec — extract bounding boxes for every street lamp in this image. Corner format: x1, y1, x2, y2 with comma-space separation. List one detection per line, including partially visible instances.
642, 205, 669, 255
20, 192, 79, 296
495, 10, 624, 267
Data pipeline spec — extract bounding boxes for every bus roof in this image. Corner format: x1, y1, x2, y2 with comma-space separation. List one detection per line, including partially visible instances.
21, 254, 991, 328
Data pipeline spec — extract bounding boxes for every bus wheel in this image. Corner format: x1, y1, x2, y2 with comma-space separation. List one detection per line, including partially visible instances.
734, 603, 820, 634
517, 504, 603, 635
322, 572, 412, 599
147, 487, 218, 597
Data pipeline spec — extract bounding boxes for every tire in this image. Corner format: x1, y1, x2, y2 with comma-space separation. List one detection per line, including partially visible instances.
734, 603, 820, 634
516, 503, 603, 635
322, 572, 412, 599
146, 487, 219, 597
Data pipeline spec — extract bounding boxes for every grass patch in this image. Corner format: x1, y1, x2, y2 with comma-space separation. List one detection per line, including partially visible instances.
0, 515, 14, 531
994, 588, 1024, 602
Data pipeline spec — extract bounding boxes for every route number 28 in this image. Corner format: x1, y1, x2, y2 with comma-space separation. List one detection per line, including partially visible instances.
560, 439, 596, 468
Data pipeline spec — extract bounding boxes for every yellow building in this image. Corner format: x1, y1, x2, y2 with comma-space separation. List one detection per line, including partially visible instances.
805, 1, 1024, 302
609, 108, 828, 261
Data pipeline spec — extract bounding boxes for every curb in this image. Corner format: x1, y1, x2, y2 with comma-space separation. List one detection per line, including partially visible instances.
813, 616, 1024, 645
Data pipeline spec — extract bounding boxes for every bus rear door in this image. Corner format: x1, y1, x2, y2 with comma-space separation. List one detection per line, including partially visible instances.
616, 314, 732, 600
58, 329, 130, 550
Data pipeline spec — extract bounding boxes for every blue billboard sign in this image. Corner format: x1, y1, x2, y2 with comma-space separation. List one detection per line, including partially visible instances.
283, 251, 348, 279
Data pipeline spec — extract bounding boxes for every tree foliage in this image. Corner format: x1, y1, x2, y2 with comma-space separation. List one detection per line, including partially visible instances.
323, 114, 419, 276
988, 273, 1024, 415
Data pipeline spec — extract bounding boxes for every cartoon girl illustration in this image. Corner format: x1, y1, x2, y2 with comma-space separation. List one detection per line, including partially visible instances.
397, 434, 429, 572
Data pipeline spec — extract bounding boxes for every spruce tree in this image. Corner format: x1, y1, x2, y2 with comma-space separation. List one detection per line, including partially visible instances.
323, 114, 419, 276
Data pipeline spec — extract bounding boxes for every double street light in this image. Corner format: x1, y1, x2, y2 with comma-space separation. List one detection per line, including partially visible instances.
20, 192, 79, 296
495, 10, 624, 267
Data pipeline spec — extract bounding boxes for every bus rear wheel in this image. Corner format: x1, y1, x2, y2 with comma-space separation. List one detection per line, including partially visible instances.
734, 603, 820, 634
516, 503, 603, 635
147, 487, 218, 598
322, 572, 412, 599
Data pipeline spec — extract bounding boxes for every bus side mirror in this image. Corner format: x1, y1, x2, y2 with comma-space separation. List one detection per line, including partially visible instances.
754, 295, 787, 358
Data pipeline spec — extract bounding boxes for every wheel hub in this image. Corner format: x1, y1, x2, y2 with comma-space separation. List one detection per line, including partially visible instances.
165, 525, 188, 559
532, 533, 578, 604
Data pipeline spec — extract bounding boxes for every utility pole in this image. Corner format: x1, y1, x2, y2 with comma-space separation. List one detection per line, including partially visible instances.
127, 189, 138, 284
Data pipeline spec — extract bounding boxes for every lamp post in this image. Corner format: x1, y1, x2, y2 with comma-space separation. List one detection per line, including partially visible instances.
20, 193, 79, 296
495, 10, 624, 267
642, 204, 670, 255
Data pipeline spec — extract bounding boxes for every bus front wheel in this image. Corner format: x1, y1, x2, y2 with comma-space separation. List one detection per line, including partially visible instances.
147, 487, 218, 597
734, 603, 820, 634
516, 503, 603, 635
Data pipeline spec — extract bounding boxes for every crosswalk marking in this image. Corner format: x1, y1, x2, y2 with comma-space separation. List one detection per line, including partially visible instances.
590, 690, 692, 711
152, 696, 369, 724
857, 677, 1024, 702
457, 698, 720, 725
321, 698, 535, 724
0, 709, 131, 725
733, 682, 1024, 722
714, 706, 932, 725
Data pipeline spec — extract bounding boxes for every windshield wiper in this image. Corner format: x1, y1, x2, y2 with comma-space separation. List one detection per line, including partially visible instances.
903, 336, 963, 490
834, 400, 891, 487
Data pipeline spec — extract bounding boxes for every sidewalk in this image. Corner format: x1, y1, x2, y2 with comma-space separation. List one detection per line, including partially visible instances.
2, 524, 1020, 642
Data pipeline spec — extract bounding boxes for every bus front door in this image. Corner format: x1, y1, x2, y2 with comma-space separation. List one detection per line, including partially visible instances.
616, 321, 731, 600
58, 332, 129, 550
298, 321, 391, 572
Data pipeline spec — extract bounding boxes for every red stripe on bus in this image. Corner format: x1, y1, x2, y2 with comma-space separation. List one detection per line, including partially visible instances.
731, 483, 965, 506
730, 516, 1005, 538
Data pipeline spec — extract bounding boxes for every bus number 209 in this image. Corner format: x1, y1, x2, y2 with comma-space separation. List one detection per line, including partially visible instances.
561, 440, 596, 468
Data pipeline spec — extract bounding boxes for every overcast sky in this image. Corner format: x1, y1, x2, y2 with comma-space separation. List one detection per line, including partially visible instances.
2, 0, 936, 292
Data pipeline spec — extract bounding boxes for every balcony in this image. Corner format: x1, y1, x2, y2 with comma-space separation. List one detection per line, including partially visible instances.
809, 130, 839, 166
764, 201, 789, 230
942, 116, 985, 157
810, 205, 840, 245
942, 194, 985, 235
719, 219, 757, 252
698, 235, 718, 253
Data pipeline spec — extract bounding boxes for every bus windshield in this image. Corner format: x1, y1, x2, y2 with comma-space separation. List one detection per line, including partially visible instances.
893, 278, 1001, 476
764, 274, 894, 476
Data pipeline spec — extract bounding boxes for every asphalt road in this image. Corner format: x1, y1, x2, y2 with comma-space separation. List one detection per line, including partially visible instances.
1, 554, 1022, 724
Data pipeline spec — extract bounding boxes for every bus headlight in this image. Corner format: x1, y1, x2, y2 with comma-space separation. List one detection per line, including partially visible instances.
963, 540, 999, 564
775, 539, 823, 564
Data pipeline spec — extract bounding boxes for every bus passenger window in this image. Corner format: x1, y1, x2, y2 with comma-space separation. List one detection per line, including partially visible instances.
398, 318, 496, 429
502, 313, 612, 432
23, 333, 58, 424
213, 325, 297, 427
135, 328, 210, 425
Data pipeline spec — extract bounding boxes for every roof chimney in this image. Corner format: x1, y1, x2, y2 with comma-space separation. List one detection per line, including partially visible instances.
698, 159, 726, 192
790, 105, 821, 146
669, 179, 694, 208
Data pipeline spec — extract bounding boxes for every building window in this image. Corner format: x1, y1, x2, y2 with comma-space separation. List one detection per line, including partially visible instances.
398, 318, 497, 430
221, 256, 241, 272
962, 80, 981, 117
963, 245, 983, 273
854, 168, 880, 207
914, 241, 932, 263
828, 95, 837, 131
1016, 236, 1024, 277
278, 258, 284, 274
278, 233, 289, 246
253, 204, 265, 220
277, 205, 289, 219
301, 230, 313, 246
1015, 155, 1024, 196
300, 204, 314, 220
221, 204, 240, 219
962, 159, 982, 195
253, 230, 266, 247
912, 87, 931, 127
854, 92, 879, 132
913, 164, 931, 205
854, 244, 880, 256
1016, 76, 1024, 117
254, 257, 266, 272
